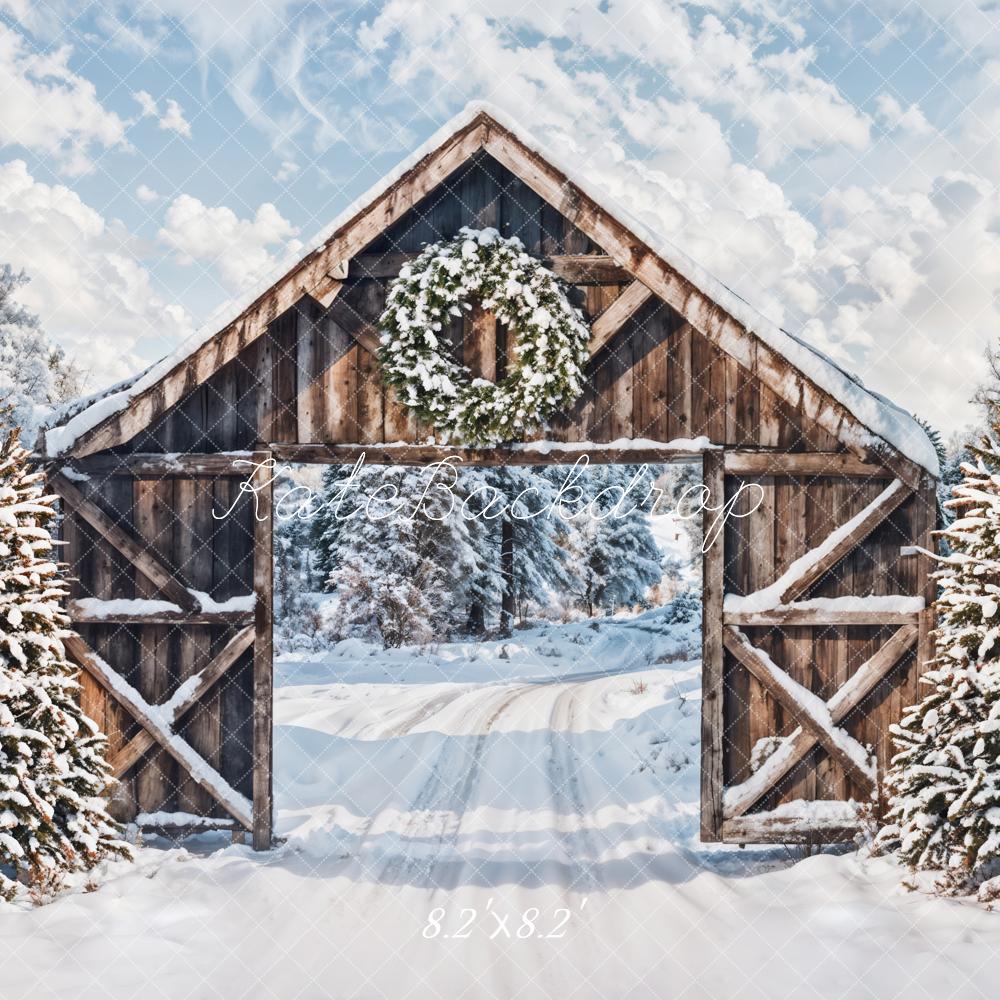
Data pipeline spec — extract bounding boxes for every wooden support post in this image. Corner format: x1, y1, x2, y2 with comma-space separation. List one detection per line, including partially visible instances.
252, 448, 274, 850
700, 449, 725, 841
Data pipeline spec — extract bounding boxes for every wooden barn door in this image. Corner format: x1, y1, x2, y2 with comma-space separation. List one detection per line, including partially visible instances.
701, 450, 936, 844
51, 456, 274, 848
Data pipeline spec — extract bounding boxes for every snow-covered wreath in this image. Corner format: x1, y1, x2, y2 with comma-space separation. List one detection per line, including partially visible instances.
377, 227, 591, 445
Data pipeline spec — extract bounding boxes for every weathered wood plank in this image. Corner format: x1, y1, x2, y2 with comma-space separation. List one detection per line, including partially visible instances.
69, 454, 253, 477
348, 251, 633, 284
700, 450, 725, 841
133, 477, 176, 813
724, 451, 890, 477
464, 306, 497, 381
587, 280, 654, 356
252, 450, 274, 850
722, 814, 859, 844
67, 604, 253, 625
724, 607, 920, 626
266, 443, 711, 466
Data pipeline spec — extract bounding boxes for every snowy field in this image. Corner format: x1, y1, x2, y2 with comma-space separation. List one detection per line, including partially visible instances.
2, 608, 997, 999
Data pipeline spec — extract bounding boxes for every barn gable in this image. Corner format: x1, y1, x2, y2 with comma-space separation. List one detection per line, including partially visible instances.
40, 104, 939, 850
42, 104, 936, 483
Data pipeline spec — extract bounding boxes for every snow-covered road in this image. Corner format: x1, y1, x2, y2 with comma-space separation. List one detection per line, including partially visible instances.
2, 611, 997, 999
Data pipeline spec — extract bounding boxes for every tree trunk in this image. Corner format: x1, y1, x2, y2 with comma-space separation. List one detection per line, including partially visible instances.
468, 601, 486, 635
500, 517, 515, 635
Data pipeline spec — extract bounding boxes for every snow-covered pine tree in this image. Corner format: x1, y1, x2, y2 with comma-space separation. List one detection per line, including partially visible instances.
569, 465, 663, 615
877, 439, 1000, 892
476, 467, 576, 625
330, 463, 484, 647
0, 265, 84, 439
0, 430, 129, 899
310, 465, 344, 593
454, 466, 505, 633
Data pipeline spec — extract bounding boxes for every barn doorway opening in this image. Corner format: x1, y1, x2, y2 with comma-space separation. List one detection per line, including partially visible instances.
267, 457, 706, 888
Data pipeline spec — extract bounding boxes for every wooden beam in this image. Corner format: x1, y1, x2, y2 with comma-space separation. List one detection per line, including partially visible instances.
481, 120, 926, 490
588, 281, 656, 356
266, 442, 709, 467
700, 449, 725, 842
65, 633, 253, 829
68, 603, 253, 626
322, 295, 381, 356
348, 251, 633, 284
724, 451, 890, 478
66, 453, 253, 478
59, 118, 490, 458
722, 626, 876, 794
50, 472, 199, 612
724, 624, 918, 818
252, 449, 274, 851
777, 480, 912, 605
110, 626, 255, 777
722, 813, 860, 845
723, 607, 920, 627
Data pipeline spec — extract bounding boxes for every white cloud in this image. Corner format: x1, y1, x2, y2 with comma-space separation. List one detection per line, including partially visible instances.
875, 93, 932, 135
0, 159, 192, 391
133, 91, 192, 137
133, 89, 158, 118
0, 23, 128, 174
158, 194, 301, 288
275, 159, 299, 182
159, 98, 192, 137
135, 183, 160, 203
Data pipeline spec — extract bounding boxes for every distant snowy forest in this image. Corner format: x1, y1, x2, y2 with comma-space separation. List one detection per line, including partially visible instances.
272, 460, 702, 651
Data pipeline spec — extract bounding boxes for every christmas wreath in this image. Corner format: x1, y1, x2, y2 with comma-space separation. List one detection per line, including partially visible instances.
377, 227, 591, 445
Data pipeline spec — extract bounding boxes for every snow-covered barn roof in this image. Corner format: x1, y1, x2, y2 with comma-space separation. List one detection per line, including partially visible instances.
41, 102, 938, 477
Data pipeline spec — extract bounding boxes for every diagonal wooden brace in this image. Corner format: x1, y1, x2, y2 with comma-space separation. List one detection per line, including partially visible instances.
65, 632, 253, 829
51, 472, 199, 612
587, 280, 655, 356
723, 626, 877, 795
110, 625, 255, 777
724, 624, 918, 818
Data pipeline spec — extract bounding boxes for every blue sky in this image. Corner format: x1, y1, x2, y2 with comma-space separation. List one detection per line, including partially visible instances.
1, 0, 998, 433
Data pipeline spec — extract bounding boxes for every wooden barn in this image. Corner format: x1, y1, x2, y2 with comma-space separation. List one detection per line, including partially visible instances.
38, 104, 939, 851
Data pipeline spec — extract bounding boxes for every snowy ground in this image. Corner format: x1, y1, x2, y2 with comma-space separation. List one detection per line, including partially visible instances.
2, 608, 998, 999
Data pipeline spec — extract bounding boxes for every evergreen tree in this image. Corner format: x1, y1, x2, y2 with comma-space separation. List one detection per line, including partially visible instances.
569, 465, 662, 615
0, 265, 84, 439
877, 439, 1000, 892
310, 465, 344, 592
330, 463, 483, 647
0, 431, 129, 899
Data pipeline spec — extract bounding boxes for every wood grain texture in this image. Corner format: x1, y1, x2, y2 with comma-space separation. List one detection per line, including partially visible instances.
251, 450, 274, 850
700, 450, 725, 841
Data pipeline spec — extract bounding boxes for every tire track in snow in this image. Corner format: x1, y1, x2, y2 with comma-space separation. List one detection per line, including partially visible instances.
546, 684, 605, 893
356, 684, 474, 741
374, 682, 536, 887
